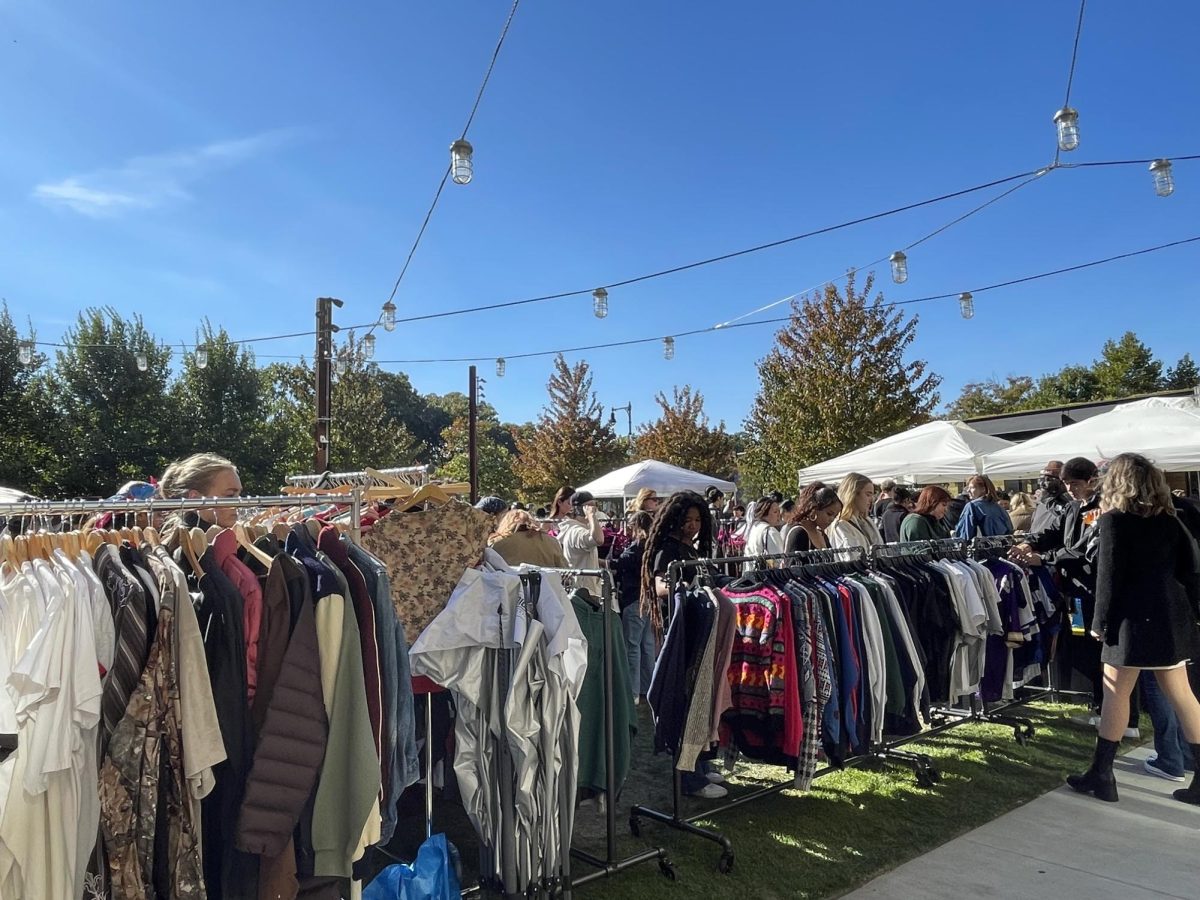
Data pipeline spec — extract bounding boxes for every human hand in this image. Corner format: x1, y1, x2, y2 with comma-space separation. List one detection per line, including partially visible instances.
1089, 630, 1102, 641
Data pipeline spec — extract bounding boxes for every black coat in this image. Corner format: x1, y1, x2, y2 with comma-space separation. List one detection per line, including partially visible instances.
1093, 510, 1200, 668
881, 504, 909, 544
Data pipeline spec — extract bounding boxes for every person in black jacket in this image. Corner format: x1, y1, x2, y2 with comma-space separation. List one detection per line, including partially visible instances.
1067, 453, 1200, 804
880, 486, 915, 543
616, 512, 656, 704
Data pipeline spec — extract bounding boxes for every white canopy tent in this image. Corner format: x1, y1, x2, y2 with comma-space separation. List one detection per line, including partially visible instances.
982, 397, 1200, 477
796, 420, 1015, 486
576, 460, 736, 500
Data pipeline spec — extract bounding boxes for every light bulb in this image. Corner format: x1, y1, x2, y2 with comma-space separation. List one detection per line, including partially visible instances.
1149, 159, 1174, 197
889, 251, 908, 284
450, 139, 474, 185
663, 336, 675, 360
1053, 107, 1079, 152
363, 333, 376, 359
382, 300, 397, 332
959, 292, 975, 320
592, 287, 609, 319
18, 340, 33, 366
136, 351, 148, 372
335, 355, 348, 376
496, 357, 506, 377
195, 347, 209, 369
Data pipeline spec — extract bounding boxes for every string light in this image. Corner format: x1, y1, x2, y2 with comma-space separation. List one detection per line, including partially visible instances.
959, 292, 975, 319
335, 353, 348, 376
382, 300, 397, 332
18, 340, 33, 366
889, 251, 908, 284
195, 347, 209, 369
663, 336, 675, 360
592, 288, 609, 319
450, 139, 474, 185
136, 350, 148, 372
1054, 107, 1080, 152
496, 357, 506, 377
1149, 159, 1174, 197
362, 333, 376, 359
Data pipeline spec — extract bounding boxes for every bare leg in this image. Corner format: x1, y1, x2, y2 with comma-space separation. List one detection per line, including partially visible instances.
1154, 667, 1200, 744
1098, 665, 1141, 742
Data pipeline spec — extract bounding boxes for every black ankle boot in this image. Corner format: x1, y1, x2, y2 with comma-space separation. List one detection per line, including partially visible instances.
1173, 744, 1200, 805
1067, 737, 1120, 802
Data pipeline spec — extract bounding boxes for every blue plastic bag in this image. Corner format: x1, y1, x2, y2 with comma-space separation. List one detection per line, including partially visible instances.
363, 833, 462, 900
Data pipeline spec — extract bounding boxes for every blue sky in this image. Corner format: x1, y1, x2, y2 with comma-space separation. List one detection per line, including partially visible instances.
2, 1, 1197, 435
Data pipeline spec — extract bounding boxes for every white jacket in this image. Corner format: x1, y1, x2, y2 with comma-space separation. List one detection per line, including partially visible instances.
827, 515, 882, 550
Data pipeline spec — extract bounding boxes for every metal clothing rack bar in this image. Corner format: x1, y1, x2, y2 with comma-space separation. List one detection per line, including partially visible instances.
285, 465, 430, 487
629, 538, 1064, 873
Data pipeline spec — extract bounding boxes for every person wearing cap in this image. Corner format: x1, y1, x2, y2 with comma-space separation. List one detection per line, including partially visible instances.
1031, 459, 1071, 532
474, 496, 508, 518
556, 489, 605, 597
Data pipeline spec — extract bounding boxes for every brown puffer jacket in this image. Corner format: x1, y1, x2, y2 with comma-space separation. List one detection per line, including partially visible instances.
236, 558, 327, 857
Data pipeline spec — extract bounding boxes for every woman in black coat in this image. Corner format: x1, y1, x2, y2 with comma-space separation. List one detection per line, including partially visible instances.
1068, 453, 1200, 805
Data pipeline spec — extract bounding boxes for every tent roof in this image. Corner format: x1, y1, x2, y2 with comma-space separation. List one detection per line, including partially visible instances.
796, 420, 1015, 485
576, 460, 736, 499
982, 397, 1200, 477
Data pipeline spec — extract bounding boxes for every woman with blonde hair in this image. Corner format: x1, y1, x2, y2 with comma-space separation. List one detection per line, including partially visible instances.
489, 509, 569, 568
827, 472, 883, 549
1067, 453, 1200, 805
953, 474, 1013, 538
158, 451, 243, 542
1008, 491, 1036, 532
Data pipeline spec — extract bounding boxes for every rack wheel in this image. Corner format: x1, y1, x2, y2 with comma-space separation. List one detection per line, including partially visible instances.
628, 814, 641, 837
718, 852, 735, 874
1014, 728, 1028, 746
1025, 725, 1037, 739
659, 858, 679, 881
925, 765, 941, 784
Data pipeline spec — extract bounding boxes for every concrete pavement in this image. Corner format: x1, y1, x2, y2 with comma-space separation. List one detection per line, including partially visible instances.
843, 745, 1199, 900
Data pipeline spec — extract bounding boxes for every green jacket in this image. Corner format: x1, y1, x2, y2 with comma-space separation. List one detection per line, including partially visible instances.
899, 513, 951, 543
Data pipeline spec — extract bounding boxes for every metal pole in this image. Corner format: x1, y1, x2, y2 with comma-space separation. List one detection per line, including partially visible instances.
468, 364, 479, 504
314, 296, 343, 473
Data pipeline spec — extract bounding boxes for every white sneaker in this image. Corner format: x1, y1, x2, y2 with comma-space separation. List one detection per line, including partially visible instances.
1123, 727, 1141, 740
706, 771, 726, 785
688, 782, 728, 800
1144, 756, 1187, 782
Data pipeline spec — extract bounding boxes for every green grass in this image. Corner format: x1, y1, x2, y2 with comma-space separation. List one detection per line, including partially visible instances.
567, 701, 1100, 899
381, 701, 1104, 898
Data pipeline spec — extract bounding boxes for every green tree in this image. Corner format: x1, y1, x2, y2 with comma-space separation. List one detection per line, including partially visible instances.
0, 302, 57, 494
945, 376, 1036, 419
514, 354, 626, 499
329, 333, 420, 471
42, 308, 175, 495
1164, 353, 1200, 390
434, 416, 521, 499
1092, 332, 1163, 398
376, 370, 448, 462
634, 386, 737, 478
170, 322, 293, 493
743, 272, 941, 495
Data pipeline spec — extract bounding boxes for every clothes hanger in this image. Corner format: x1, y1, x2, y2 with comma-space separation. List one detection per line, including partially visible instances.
235, 521, 274, 568
179, 526, 206, 578
142, 526, 161, 548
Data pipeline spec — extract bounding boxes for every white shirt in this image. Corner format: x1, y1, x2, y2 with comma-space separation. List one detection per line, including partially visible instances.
555, 519, 602, 597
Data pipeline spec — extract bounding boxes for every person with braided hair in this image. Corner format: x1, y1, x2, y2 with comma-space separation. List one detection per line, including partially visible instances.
638, 492, 727, 798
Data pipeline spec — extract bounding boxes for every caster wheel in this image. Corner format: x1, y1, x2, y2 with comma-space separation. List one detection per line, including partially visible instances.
925, 767, 941, 784
718, 852, 735, 874
659, 859, 678, 881
629, 815, 641, 838
1025, 726, 1037, 739
916, 772, 935, 788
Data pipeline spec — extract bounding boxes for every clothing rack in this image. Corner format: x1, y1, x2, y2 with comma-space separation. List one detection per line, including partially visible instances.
629, 538, 1063, 874
285, 465, 431, 488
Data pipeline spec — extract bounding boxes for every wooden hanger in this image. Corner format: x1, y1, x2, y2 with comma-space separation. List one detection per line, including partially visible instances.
84, 530, 105, 554
235, 522, 274, 568
0, 532, 18, 569
142, 525, 161, 548
179, 527, 206, 578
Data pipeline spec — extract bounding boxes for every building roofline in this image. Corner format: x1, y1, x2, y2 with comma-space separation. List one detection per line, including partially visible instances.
963, 386, 1194, 423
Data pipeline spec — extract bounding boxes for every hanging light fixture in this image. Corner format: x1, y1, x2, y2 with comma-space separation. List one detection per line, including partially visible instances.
450, 139, 474, 185
1149, 159, 1174, 197
958, 292, 975, 320
363, 333, 376, 359
496, 357, 506, 377
1053, 107, 1080, 152
195, 347, 209, 369
382, 300, 397, 332
592, 287, 609, 319
889, 251, 908, 284
18, 340, 33, 366
335, 353, 348, 376
136, 350, 149, 372
663, 336, 675, 360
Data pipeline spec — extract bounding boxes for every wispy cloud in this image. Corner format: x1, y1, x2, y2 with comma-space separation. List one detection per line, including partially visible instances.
33, 129, 298, 217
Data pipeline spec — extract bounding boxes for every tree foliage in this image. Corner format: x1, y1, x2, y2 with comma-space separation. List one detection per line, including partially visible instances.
1092, 332, 1163, 397
434, 417, 521, 500
1164, 353, 1199, 390
742, 272, 941, 495
634, 386, 737, 479
945, 376, 1036, 419
514, 354, 626, 501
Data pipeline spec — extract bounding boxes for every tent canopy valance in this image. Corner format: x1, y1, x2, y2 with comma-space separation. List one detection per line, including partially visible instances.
796, 420, 1015, 486
575, 460, 736, 500
982, 397, 1200, 477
